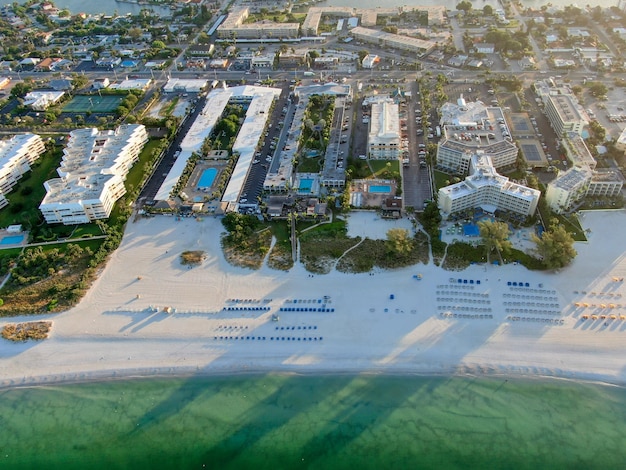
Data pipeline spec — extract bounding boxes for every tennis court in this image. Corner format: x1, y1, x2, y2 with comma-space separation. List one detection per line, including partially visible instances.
63, 95, 124, 113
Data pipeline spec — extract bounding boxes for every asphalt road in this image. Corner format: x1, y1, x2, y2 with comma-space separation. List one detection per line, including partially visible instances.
139, 93, 207, 204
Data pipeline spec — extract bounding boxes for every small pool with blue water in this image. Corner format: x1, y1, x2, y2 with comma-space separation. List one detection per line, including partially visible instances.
0, 234, 24, 245
197, 168, 217, 189
369, 185, 391, 193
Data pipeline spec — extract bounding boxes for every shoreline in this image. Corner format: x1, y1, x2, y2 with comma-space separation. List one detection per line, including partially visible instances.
3, 210, 626, 389
2, 363, 626, 391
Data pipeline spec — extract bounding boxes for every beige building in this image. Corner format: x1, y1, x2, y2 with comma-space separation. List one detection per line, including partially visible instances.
217, 7, 299, 40
544, 94, 587, 137
350, 27, 436, 56
545, 167, 592, 214
302, 6, 445, 35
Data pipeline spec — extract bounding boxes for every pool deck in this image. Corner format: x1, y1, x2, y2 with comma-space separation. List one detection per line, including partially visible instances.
349, 179, 397, 209
0, 229, 28, 248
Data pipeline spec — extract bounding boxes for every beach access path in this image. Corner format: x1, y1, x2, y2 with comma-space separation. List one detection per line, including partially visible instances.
1, 210, 626, 388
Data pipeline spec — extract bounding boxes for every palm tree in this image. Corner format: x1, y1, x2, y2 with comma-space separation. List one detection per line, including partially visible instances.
478, 219, 511, 264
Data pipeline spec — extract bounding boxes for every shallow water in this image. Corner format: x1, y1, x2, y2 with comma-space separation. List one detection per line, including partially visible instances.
1, 375, 625, 469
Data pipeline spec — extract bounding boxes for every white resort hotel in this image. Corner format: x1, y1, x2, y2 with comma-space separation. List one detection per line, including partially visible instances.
0, 133, 45, 209
438, 153, 540, 218
436, 99, 539, 218
436, 99, 518, 174
39, 124, 148, 225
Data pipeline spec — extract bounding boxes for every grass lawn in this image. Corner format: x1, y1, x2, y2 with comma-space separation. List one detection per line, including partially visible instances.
433, 170, 452, 190
266, 220, 293, 271
298, 155, 322, 173
161, 96, 180, 117
370, 160, 399, 177
538, 204, 587, 242
0, 147, 63, 230
125, 138, 162, 192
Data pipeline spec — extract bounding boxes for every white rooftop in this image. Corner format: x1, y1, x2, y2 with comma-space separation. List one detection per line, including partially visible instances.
155, 85, 281, 201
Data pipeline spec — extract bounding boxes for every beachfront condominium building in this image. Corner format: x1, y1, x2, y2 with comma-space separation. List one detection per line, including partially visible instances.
544, 94, 587, 137
0, 133, 45, 209
546, 167, 624, 214
545, 130, 623, 213
39, 124, 148, 225
545, 167, 591, 214
587, 169, 624, 198
367, 98, 401, 160
436, 99, 518, 175
438, 153, 540, 218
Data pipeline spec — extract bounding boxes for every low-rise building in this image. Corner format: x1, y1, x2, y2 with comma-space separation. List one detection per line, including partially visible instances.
92, 77, 110, 90
368, 97, 400, 160
561, 132, 596, 170
108, 78, 152, 92
217, 7, 299, 40
350, 26, 436, 56
39, 125, 148, 225
474, 43, 495, 54
34, 57, 62, 72
361, 54, 379, 69
0, 134, 45, 209
186, 44, 215, 57
278, 52, 308, 69
251, 55, 274, 68
23, 91, 64, 110
163, 78, 208, 93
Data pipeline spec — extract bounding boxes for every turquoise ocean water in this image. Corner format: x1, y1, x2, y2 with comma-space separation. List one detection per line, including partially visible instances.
1, 374, 625, 469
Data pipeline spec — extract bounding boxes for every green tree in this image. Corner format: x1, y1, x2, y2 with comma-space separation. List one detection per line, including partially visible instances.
128, 27, 143, 42
483, 5, 493, 15
151, 40, 166, 51
478, 220, 511, 264
456, 1, 473, 13
386, 228, 414, 255
531, 220, 577, 269
588, 82, 608, 98
421, 201, 441, 233
10, 82, 32, 99
71, 73, 89, 90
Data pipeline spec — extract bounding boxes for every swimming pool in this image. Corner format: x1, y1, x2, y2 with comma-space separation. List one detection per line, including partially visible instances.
298, 178, 313, 193
0, 234, 24, 245
197, 168, 218, 189
369, 185, 392, 193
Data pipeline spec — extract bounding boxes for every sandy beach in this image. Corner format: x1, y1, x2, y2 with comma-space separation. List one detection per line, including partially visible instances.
2, 209, 626, 388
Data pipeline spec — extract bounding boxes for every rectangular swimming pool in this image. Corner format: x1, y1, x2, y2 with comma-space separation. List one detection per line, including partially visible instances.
369, 185, 391, 193
197, 168, 218, 189
298, 178, 313, 193
0, 235, 24, 245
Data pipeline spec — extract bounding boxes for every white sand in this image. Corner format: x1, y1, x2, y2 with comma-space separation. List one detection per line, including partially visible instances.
2, 209, 626, 387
